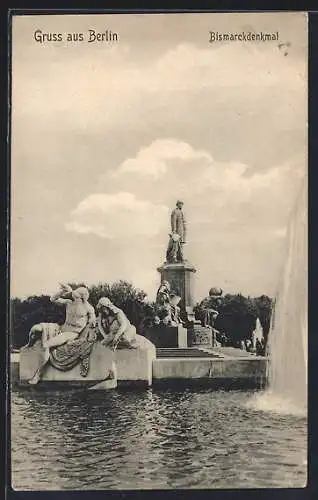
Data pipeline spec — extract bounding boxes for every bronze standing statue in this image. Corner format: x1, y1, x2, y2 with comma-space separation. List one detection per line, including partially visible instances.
166, 200, 187, 263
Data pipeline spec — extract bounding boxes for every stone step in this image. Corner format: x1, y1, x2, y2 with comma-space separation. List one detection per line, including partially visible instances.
156, 348, 220, 358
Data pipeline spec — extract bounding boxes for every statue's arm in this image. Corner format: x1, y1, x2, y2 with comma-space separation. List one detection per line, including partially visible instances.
97, 314, 107, 339
183, 215, 187, 243
112, 311, 128, 342
87, 304, 96, 326
50, 283, 73, 304
50, 291, 72, 305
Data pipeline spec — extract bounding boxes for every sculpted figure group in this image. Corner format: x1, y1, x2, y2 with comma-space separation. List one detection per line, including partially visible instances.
155, 280, 184, 327
25, 283, 140, 384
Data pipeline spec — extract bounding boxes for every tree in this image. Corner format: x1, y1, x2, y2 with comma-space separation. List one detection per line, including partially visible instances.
195, 290, 273, 347
254, 295, 273, 345
10, 295, 64, 349
9, 280, 153, 349
213, 294, 257, 346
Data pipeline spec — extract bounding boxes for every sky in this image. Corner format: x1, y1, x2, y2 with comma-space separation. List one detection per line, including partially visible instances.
11, 12, 308, 301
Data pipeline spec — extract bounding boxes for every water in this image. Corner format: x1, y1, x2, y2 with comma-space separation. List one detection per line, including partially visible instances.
11, 388, 306, 490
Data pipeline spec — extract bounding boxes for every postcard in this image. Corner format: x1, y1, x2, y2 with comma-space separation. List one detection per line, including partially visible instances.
10, 11, 307, 490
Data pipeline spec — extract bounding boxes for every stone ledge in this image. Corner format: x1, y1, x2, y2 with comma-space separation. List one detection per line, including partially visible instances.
19, 342, 116, 384
157, 260, 196, 273
114, 336, 156, 386
152, 377, 266, 390
17, 335, 156, 388
152, 357, 267, 381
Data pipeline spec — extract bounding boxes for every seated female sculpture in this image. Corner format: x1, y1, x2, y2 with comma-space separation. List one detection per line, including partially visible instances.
96, 297, 138, 350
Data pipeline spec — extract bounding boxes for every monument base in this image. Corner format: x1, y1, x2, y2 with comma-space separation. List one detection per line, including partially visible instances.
143, 325, 188, 348
19, 342, 117, 387
18, 335, 156, 389
188, 325, 217, 348
157, 260, 196, 314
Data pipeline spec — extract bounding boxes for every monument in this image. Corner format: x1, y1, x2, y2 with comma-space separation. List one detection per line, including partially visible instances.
13, 205, 267, 392
143, 200, 215, 348
157, 200, 196, 322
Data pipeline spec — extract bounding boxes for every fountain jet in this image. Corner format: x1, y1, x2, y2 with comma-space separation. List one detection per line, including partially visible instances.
267, 178, 308, 412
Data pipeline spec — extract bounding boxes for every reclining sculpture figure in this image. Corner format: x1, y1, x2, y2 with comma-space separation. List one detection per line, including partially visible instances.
24, 284, 96, 384
20, 284, 157, 388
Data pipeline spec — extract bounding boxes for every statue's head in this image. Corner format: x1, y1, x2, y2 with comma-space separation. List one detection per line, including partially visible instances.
176, 200, 184, 209
72, 287, 89, 302
162, 280, 170, 289
96, 297, 119, 315
209, 287, 223, 298
97, 297, 112, 310
154, 316, 161, 325
137, 291, 147, 302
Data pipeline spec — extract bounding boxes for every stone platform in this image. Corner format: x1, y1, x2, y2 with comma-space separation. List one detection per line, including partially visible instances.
19, 342, 117, 390
11, 345, 267, 391
14, 335, 156, 390
152, 347, 268, 389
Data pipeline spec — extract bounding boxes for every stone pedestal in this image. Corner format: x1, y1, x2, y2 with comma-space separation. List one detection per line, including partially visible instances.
114, 335, 156, 386
157, 260, 196, 314
143, 325, 188, 348
188, 325, 216, 348
18, 336, 157, 388
19, 342, 116, 385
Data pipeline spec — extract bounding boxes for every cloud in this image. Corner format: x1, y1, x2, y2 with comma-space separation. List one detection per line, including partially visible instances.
65, 191, 169, 239
13, 41, 306, 134
155, 43, 306, 90
115, 139, 211, 180
67, 139, 305, 244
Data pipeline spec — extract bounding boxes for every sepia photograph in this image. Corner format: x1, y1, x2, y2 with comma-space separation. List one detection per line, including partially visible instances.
10, 11, 307, 490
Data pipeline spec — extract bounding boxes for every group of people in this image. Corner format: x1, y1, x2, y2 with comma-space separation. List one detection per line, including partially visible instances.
26, 283, 139, 384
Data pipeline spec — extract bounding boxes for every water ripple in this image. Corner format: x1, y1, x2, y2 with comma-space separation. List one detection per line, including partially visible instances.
11, 389, 307, 490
